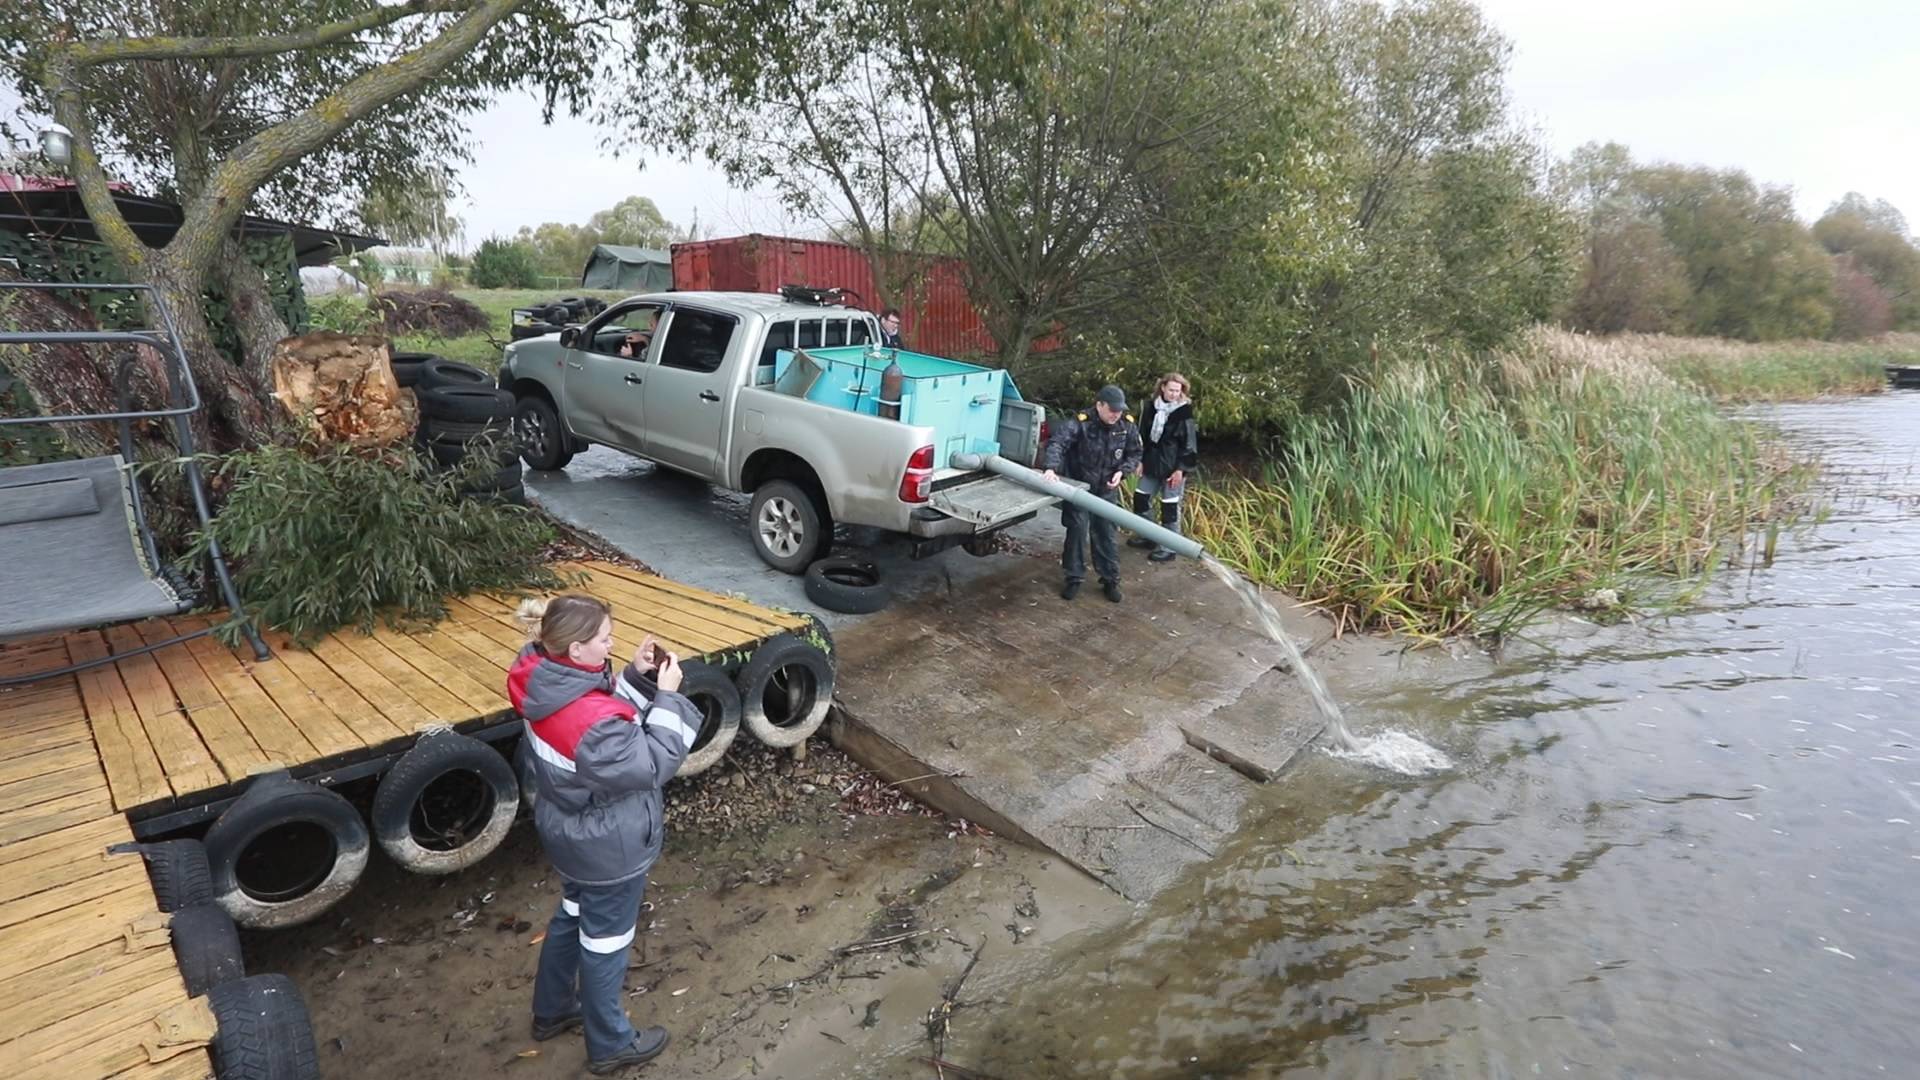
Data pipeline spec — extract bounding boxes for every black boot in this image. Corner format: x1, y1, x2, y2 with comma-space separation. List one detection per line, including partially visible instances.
1149, 500, 1180, 563
1061, 579, 1082, 601
1127, 490, 1156, 548
1102, 579, 1123, 603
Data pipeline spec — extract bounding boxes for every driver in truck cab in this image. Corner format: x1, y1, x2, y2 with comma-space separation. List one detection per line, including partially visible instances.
1042, 384, 1143, 603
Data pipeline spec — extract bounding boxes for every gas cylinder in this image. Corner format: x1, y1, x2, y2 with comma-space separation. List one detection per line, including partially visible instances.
878, 356, 904, 420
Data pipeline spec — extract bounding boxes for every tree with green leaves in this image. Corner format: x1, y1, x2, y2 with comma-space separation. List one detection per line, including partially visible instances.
1814, 192, 1920, 328
358, 167, 467, 260
469, 236, 542, 288
0, 0, 623, 446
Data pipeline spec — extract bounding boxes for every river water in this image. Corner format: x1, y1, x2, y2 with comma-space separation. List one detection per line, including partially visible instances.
954, 393, 1920, 1078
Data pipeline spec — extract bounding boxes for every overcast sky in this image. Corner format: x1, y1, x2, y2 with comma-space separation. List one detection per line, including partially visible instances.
453, 0, 1920, 247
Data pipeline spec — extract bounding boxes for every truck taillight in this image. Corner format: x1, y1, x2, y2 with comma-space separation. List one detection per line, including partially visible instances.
899, 445, 935, 503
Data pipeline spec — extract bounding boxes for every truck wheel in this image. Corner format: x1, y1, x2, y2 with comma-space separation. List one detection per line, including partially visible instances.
209, 974, 320, 1080
750, 479, 828, 574
803, 556, 891, 614
514, 395, 575, 471
673, 660, 742, 777
171, 902, 246, 996
142, 839, 214, 912
737, 633, 834, 748
371, 732, 520, 876
203, 775, 369, 930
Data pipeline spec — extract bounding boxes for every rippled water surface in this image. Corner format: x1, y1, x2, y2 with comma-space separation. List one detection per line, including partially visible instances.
959, 394, 1920, 1078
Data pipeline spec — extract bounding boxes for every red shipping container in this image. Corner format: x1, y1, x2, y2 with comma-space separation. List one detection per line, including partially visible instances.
670, 234, 998, 359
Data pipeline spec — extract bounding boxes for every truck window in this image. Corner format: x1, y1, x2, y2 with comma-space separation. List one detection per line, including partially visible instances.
849, 320, 872, 346
824, 319, 848, 347
657, 309, 737, 374
797, 320, 821, 349
758, 320, 794, 385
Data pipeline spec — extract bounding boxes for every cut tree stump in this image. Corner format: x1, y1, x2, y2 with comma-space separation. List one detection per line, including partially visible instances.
269, 332, 416, 447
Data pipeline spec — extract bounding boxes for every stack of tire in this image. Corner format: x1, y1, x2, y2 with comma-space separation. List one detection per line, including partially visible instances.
509, 295, 607, 341
392, 351, 524, 505
139, 838, 320, 1080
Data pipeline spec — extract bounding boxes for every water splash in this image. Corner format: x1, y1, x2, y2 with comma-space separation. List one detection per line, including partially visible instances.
1200, 555, 1451, 775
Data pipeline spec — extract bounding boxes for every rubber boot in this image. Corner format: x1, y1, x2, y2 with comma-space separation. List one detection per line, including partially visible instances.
1149, 500, 1180, 562
1127, 489, 1157, 549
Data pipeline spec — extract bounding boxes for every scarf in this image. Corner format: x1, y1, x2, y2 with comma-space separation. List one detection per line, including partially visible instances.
1150, 395, 1179, 442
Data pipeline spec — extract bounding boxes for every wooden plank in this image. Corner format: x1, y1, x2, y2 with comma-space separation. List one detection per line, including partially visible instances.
581, 565, 801, 640
362, 623, 503, 715
102, 626, 224, 798
130, 622, 273, 782
0, 762, 107, 811
0, 790, 116, 847
390, 621, 513, 704
0, 814, 127, 870
580, 562, 806, 628
458, 589, 705, 659
0, 821, 133, 907
65, 632, 172, 809
254, 631, 408, 748
0, 741, 95, 789
559, 574, 756, 653
0, 861, 148, 932
0, 940, 174, 1044
168, 621, 317, 768
0, 720, 97, 757
212, 634, 364, 760
6, 978, 189, 1079
321, 630, 473, 725
0, 880, 152, 982
110, 1052, 215, 1080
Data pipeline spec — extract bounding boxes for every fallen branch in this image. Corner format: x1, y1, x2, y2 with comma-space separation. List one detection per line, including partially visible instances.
915, 1058, 1004, 1080
1064, 823, 1146, 831
837, 928, 939, 955
887, 770, 969, 788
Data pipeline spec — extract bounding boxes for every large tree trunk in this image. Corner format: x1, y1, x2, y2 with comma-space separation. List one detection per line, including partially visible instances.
217, 238, 294, 389
143, 249, 278, 449
0, 266, 174, 460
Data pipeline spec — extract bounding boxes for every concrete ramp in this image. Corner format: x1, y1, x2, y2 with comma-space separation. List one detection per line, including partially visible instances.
831, 555, 1337, 900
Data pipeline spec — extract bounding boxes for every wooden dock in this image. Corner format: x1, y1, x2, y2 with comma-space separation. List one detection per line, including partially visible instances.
0, 560, 805, 1078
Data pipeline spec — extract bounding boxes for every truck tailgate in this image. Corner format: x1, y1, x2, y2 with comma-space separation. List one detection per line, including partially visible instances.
928, 473, 1069, 528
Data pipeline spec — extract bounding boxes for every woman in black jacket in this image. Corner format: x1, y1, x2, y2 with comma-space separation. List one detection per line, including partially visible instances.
1130, 371, 1199, 563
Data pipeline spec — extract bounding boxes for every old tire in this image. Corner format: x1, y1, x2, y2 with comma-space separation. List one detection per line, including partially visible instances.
737, 633, 835, 748
803, 556, 890, 614
749, 479, 829, 575
419, 385, 515, 425
203, 776, 369, 930
512, 321, 560, 341
171, 902, 246, 996
371, 732, 520, 876
389, 351, 439, 389
414, 358, 491, 392
515, 395, 575, 471
143, 839, 214, 912
209, 974, 320, 1080
674, 660, 742, 777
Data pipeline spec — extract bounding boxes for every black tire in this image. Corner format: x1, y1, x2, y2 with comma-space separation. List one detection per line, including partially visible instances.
419, 385, 515, 424
143, 839, 213, 912
674, 660, 742, 777
515, 395, 575, 471
803, 556, 891, 614
749, 478, 829, 575
202, 775, 369, 930
171, 902, 245, 996
371, 732, 520, 876
543, 303, 573, 323
389, 351, 439, 389
415, 358, 492, 392
209, 974, 320, 1080
556, 295, 587, 314
737, 633, 835, 748
512, 321, 561, 342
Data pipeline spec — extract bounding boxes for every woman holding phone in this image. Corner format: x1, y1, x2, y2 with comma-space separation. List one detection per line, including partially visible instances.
508, 594, 698, 1074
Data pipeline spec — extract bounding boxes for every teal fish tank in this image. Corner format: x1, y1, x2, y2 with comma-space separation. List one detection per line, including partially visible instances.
771, 345, 1035, 467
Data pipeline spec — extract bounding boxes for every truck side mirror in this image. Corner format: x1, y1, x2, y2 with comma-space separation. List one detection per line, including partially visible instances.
559, 326, 580, 348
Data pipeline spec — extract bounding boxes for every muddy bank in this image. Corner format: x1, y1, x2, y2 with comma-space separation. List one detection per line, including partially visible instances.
247, 742, 1120, 1079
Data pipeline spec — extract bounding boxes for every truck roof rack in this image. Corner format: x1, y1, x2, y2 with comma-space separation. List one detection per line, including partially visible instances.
778, 283, 862, 307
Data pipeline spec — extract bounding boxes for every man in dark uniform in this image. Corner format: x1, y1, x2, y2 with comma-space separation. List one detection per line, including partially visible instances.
1042, 385, 1143, 602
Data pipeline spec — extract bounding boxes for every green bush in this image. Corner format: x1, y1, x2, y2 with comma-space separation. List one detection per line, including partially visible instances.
306, 291, 385, 335
469, 237, 541, 289
189, 440, 572, 645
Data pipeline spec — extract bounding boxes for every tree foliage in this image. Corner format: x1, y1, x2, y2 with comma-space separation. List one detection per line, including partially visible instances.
469, 236, 541, 288
513, 196, 681, 280
1814, 192, 1920, 328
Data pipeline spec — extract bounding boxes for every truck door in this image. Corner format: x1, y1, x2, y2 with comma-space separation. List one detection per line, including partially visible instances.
641, 306, 739, 477
561, 302, 660, 449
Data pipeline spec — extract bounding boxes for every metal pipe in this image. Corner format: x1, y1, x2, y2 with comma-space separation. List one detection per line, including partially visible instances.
951, 452, 1206, 561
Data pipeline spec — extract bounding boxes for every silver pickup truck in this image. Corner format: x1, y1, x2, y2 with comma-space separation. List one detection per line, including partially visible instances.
499, 290, 1055, 573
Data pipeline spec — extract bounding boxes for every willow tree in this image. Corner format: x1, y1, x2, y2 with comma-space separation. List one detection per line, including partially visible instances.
0, 0, 623, 445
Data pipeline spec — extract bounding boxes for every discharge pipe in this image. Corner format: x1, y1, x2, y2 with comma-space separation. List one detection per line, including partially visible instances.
950, 452, 1205, 561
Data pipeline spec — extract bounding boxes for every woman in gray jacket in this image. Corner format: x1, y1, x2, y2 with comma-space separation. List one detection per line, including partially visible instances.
508, 594, 698, 1074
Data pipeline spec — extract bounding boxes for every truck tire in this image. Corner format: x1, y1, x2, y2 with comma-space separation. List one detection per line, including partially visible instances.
737, 633, 834, 748
371, 732, 520, 876
674, 660, 742, 777
803, 556, 890, 614
171, 902, 246, 996
142, 839, 214, 912
749, 479, 829, 575
514, 395, 575, 471
415, 358, 492, 392
202, 775, 369, 930
419, 385, 515, 424
209, 974, 320, 1080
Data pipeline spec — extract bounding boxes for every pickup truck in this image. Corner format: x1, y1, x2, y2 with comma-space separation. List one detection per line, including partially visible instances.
498, 290, 1055, 573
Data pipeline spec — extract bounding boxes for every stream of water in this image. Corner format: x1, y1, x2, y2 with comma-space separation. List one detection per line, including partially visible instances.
955, 392, 1920, 1078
